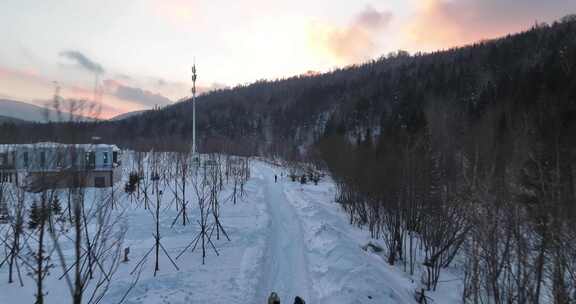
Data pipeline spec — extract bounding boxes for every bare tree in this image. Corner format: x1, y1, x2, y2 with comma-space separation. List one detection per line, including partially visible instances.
49, 184, 128, 304
1, 183, 27, 286
26, 189, 58, 304
170, 151, 191, 226
131, 151, 179, 277
176, 154, 230, 264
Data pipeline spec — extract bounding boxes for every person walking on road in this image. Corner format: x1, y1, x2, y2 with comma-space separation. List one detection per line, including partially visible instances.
275, 174, 278, 183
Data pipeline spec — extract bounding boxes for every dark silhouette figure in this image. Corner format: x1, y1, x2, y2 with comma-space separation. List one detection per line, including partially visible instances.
268, 292, 280, 304
294, 296, 305, 304
275, 175, 278, 183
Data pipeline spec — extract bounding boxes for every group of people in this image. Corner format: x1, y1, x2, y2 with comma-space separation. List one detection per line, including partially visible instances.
267, 292, 305, 304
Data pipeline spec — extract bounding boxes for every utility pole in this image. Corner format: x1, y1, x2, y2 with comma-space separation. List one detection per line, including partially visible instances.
191, 61, 197, 155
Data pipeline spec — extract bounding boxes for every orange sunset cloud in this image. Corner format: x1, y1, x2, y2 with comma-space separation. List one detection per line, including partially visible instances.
403, 0, 576, 51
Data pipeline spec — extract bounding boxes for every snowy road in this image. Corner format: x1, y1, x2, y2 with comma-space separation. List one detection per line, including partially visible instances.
257, 165, 313, 303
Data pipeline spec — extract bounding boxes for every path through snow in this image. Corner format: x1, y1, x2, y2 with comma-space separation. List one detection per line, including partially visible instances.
256, 164, 313, 303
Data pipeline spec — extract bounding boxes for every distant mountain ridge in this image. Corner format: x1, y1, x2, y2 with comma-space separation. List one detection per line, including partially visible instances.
109, 110, 148, 121
0, 115, 27, 124
0, 99, 91, 122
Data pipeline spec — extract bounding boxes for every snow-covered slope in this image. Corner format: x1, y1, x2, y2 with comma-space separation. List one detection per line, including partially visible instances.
109, 110, 148, 121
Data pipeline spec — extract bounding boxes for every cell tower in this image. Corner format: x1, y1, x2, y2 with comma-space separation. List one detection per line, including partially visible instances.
53, 81, 61, 101
191, 61, 197, 155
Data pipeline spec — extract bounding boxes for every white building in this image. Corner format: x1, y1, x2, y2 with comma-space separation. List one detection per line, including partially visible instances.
0, 142, 122, 191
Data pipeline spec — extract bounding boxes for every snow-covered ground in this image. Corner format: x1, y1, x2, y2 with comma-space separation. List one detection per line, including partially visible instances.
0, 159, 461, 303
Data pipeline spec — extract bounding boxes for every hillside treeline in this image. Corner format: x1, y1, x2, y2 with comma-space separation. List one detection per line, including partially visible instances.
317, 18, 576, 303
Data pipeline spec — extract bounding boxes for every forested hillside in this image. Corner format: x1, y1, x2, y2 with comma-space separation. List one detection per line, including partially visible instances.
1, 16, 576, 302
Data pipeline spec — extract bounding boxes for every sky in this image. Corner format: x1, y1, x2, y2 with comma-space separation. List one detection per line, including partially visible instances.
1, 0, 574, 119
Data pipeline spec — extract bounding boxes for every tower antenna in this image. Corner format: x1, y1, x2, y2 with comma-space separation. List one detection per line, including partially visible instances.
53, 81, 61, 100
50, 81, 62, 122
191, 59, 197, 155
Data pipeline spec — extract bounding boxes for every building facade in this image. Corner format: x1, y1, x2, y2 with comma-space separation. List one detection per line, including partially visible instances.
0, 143, 122, 191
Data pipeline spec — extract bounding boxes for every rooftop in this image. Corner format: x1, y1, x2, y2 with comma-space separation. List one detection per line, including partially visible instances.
0, 142, 120, 152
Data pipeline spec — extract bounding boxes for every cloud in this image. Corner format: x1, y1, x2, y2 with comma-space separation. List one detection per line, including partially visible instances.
405, 0, 576, 51
355, 5, 393, 29
308, 6, 393, 64
59, 50, 105, 74
150, 0, 196, 27
0, 65, 169, 119
63, 84, 150, 119
205, 82, 228, 92
0, 66, 42, 81
104, 79, 172, 108
115, 73, 132, 81
0, 66, 53, 105
144, 76, 224, 99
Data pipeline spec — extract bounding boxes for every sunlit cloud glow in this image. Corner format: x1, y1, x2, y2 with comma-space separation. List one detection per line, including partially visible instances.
308, 6, 393, 64
403, 0, 576, 51
0, 66, 173, 119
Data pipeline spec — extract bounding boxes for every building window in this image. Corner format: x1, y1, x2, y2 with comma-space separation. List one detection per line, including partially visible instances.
103, 152, 109, 165
23, 152, 29, 168
85, 152, 96, 169
40, 151, 46, 168
56, 152, 63, 168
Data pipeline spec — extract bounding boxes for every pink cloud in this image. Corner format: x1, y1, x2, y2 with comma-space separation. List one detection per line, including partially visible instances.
308, 6, 393, 64
404, 0, 576, 51
0, 65, 152, 119
0, 66, 45, 83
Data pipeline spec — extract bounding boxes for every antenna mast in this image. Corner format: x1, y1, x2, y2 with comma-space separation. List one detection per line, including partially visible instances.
53, 81, 61, 103
191, 60, 197, 155
94, 73, 99, 104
